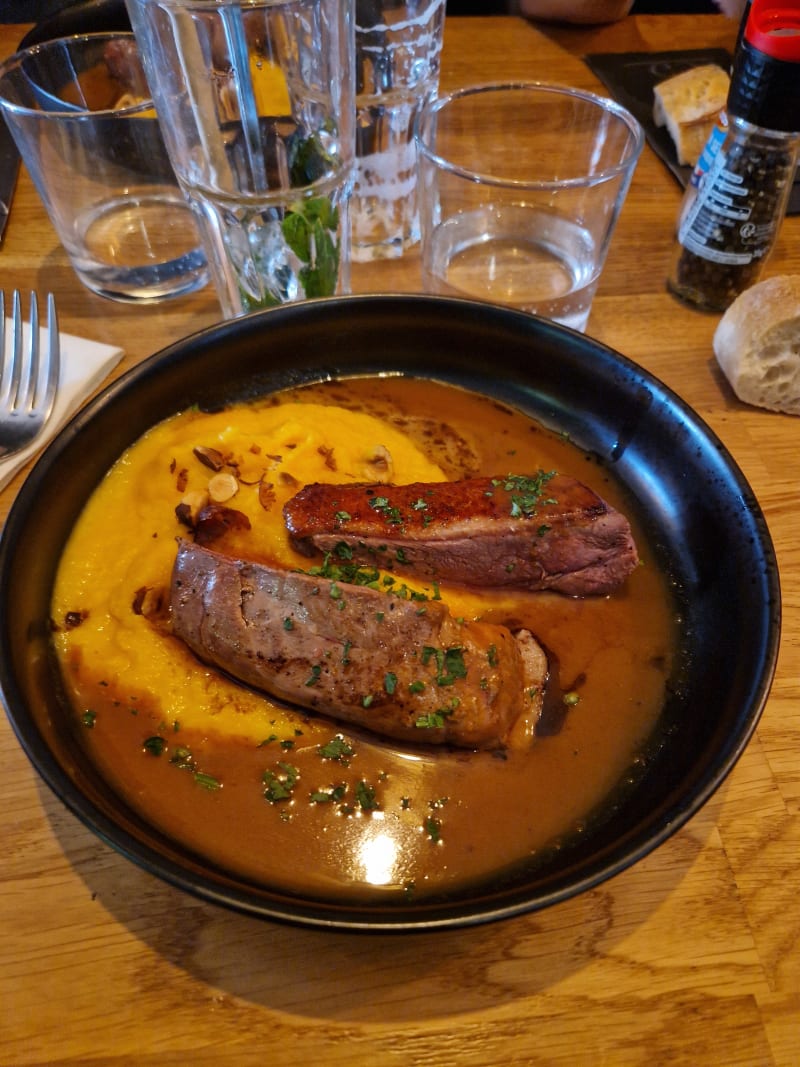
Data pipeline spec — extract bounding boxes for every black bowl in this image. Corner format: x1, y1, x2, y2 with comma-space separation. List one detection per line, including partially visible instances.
0, 295, 780, 931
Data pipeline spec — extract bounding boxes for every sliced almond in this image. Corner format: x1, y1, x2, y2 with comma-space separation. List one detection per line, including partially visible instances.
208, 472, 239, 503
178, 489, 210, 525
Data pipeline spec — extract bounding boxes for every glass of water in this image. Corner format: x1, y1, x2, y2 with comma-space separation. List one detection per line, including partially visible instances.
415, 82, 643, 332
0, 33, 207, 303
126, 0, 355, 319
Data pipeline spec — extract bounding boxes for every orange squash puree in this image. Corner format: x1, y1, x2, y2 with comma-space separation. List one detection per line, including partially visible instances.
50, 378, 678, 903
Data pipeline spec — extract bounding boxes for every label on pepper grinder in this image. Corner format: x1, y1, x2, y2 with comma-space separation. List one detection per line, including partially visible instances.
677, 131, 790, 266
668, 0, 800, 311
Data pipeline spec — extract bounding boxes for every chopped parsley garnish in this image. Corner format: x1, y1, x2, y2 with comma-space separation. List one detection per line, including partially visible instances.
310, 784, 347, 804
415, 702, 457, 730
262, 762, 299, 803
418, 698, 460, 729
491, 471, 558, 518
421, 645, 468, 686
425, 816, 442, 843
170, 746, 195, 770
368, 494, 404, 526
318, 736, 355, 763
81, 710, 96, 729
143, 735, 165, 756
194, 771, 221, 791
355, 780, 380, 811
305, 664, 322, 687
307, 550, 381, 589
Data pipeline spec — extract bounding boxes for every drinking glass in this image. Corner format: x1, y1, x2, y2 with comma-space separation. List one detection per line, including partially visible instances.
126, 0, 355, 318
0, 32, 208, 303
352, 0, 446, 262
415, 82, 643, 332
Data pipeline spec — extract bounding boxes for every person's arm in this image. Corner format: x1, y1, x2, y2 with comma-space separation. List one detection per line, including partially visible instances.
518, 0, 634, 23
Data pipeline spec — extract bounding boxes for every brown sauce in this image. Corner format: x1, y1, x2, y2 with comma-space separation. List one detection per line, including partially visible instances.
51, 377, 678, 904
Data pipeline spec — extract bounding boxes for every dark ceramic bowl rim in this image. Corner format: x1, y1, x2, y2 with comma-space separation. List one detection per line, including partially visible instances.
0, 294, 781, 931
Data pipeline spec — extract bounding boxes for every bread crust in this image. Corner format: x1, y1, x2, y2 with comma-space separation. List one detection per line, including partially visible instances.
653, 64, 729, 166
713, 275, 800, 415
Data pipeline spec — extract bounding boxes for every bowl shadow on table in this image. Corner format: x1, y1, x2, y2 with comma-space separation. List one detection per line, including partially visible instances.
34, 774, 720, 1022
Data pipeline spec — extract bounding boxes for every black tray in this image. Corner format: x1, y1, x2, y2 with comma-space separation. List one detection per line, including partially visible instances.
586, 48, 800, 216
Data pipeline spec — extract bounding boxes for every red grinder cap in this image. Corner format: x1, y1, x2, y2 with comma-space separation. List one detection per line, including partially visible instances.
729, 0, 800, 131
745, 0, 800, 62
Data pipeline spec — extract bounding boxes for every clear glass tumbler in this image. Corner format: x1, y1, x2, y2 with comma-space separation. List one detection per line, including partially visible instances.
352, 0, 446, 262
415, 82, 643, 332
126, 0, 355, 318
0, 32, 208, 303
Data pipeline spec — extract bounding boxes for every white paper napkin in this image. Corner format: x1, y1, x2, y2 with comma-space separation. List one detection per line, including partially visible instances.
0, 322, 124, 492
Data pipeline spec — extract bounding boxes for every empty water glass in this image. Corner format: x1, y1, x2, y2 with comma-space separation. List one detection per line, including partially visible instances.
352, 0, 446, 262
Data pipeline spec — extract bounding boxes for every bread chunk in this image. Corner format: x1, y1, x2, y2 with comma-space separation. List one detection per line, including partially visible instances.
653, 64, 729, 166
713, 275, 800, 415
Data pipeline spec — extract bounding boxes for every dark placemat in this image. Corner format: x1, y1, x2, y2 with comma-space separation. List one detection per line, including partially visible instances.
586, 48, 800, 216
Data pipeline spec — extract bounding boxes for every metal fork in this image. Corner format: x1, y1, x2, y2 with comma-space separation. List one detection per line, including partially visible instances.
0, 290, 60, 460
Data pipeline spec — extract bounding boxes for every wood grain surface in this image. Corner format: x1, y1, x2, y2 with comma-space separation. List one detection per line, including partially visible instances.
1, 14, 798, 1067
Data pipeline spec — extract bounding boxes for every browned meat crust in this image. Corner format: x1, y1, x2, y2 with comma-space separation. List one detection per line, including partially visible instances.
170, 541, 547, 749
283, 473, 639, 597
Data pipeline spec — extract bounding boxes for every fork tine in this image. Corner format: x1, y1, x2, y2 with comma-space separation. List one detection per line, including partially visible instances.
40, 293, 60, 419
0, 290, 25, 411
9, 290, 25, 410
18, 291, 39, 413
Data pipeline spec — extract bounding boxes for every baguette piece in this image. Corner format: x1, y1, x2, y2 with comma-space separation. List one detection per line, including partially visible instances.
653, 64, 729, 166
713, 275, 800, 415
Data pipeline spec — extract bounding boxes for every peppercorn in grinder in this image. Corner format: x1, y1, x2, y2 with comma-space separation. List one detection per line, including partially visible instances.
667, 0, 800, 313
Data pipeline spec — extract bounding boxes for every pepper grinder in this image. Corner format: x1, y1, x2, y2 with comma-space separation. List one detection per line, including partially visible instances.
667, 0, 800, 313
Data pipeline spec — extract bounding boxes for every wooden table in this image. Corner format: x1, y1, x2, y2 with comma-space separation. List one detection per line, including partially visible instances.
2, 14, 798, 1066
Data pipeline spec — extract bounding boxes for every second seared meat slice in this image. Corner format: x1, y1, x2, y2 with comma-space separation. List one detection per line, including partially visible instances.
170, 541, 547, 749
284, 472, 639, 596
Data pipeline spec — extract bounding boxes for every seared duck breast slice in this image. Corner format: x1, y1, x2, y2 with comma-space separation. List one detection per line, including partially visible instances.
170, 541, 547, 749
284, 473, 639, 597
